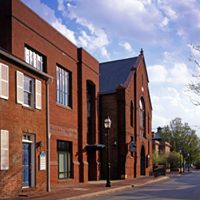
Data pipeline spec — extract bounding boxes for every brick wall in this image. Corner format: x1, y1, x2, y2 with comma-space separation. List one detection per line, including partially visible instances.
77, 48, 99, 182
135, 55, 153, 176
0, 56, 47, 198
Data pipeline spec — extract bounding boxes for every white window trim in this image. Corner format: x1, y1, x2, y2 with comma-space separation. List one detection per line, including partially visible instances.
24, 46, 44, 71
16, 71, 42, 110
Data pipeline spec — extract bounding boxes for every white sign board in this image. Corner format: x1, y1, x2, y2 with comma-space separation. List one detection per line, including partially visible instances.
39, 151, 46, 170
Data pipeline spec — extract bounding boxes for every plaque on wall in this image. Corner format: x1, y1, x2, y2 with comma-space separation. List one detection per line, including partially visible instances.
129, 141, 136, 153
39, 151, 46, 170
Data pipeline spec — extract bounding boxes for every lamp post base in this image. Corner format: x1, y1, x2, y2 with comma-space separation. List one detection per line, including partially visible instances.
106, 181, 111, 187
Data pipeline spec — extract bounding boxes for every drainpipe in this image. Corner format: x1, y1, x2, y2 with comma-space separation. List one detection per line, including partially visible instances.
46, 79, 51, 192
134, 72, 137, 178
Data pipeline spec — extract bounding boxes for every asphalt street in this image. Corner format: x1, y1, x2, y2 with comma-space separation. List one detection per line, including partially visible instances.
88, 171, 200, 200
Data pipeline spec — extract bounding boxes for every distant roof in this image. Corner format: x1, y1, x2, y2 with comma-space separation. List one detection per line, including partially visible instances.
100, 57, 138, 94
152, 132, 161, 141
152, 127, 162, 141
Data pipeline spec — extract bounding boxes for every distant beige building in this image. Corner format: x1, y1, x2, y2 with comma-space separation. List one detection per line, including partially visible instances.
152, 127, 171, 155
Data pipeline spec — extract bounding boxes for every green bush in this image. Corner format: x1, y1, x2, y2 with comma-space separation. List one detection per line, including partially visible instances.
152, 152, 167, 165
167, 152, 180, 169
194, 160, 200, 169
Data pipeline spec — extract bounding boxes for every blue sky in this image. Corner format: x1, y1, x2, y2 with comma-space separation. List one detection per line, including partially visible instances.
22, 0, 200, 135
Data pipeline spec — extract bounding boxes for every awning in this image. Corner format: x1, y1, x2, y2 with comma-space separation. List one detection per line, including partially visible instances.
86, 144, 106, 151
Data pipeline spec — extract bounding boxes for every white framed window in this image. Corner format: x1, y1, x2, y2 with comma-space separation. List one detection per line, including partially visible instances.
24, 46, 44, 71
0, 63, 9, 100
23, 75, 34, 107
16, 71, 42, 110
0, 130, 9, 170
56, 66, 72, 107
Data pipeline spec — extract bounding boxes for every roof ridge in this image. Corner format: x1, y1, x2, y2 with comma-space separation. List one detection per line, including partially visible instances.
100, 56, 138, 65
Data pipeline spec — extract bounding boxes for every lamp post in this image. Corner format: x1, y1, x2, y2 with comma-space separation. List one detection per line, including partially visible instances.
187, 153, 190, 172
104, 116, 112, 187
179, 150, 182, 174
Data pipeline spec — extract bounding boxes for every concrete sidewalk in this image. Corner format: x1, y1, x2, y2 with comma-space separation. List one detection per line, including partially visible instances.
15, 175, 171, 200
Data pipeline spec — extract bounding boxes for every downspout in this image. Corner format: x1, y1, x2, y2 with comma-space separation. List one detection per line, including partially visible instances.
134, 72, 137, 178
46, 79, 51, 192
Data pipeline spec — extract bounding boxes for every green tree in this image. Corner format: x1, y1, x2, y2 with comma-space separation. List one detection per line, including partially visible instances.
159, 118, 200, 163
167, 152, 180, 169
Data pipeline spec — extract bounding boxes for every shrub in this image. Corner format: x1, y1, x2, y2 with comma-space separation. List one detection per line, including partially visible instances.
194, 160, 200, 169
152, 152, 167, 166
167, 152, 180, 169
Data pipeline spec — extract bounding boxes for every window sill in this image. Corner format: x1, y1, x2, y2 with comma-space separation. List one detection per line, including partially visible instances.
56, 103, 72, 110
0, 97, 8, 101
58, 178, 73, 182
22, 104, 35, 111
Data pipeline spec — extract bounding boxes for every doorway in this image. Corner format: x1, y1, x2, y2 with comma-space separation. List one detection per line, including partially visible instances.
140, 145, 146, 176
86, 81, 96, 180
22, 134, 35, 188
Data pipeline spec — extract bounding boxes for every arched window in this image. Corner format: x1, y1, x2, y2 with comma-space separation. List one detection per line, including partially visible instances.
139, 98, 145, 137
130, 101, 134, 127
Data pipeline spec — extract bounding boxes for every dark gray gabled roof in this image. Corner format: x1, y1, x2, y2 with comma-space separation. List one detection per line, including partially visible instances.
100, 57, 138, 94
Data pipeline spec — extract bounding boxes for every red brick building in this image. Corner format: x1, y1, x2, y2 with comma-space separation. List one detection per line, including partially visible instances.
0, 0, 153, 198
0, 0, 100, 197
0, 48, 51, 198
100, 50, 152, 180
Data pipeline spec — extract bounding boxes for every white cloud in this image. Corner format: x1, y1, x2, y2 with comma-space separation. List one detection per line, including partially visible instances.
168, 63, 192, 85
159, 4, 177, 21
148, 65, 168, 83
160, 17, 169, 28
163, 51, 179, 63
158, 1, 200, 41
77, 25, 109, 58
119, 42, 133, 53
57, 0, 166, 42
22, 0, 77, 44
57, 1, 110, 58
51, 20, 77, 44
150, 85, 200, 134
56, 0, 200, 46
100, 47, 109, 58
148, 62, 192, 85
57, 0, 65, 11
148, 61, 200, 136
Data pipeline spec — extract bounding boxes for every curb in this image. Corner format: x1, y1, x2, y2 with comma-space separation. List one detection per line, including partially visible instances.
133, 176, 169, 188
60, 176, 169, 200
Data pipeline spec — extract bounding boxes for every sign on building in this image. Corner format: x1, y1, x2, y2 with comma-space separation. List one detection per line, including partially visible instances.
129, 141, 136, 153
39, 151, 46, 170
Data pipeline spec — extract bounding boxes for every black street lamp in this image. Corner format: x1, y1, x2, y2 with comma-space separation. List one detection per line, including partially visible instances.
104, 116, 112, 187
179, 150, 182, 174
187, 153, 190, 172
188, 131, 192, 173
